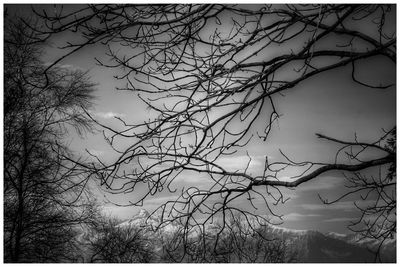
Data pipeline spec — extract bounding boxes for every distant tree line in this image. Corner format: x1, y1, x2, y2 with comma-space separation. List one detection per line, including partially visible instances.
82, 213, 294, 263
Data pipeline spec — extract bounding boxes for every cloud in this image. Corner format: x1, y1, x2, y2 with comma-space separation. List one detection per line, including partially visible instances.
43, 62, 84, 72
214, 154, 265, 173
87, 149, 104, 157
296, 176, 344, 191
300, 201, 356, 212
323, 217, 358, 223
142, 195, 192, 214
101, 205, 138, 220
171, 173, 214, 187
300, 199, 377, 212
100, 195, 182, 220
144, 195, 181, 206
284, 212, 321, 221
59, 64, 85, 71
268, 175, 344, 193
94, 111, 126, 119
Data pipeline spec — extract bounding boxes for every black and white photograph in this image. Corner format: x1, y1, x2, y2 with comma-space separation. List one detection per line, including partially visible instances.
3, 3, 396, 263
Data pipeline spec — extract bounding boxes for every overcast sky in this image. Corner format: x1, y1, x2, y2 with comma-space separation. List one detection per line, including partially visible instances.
7, 4, 396, 234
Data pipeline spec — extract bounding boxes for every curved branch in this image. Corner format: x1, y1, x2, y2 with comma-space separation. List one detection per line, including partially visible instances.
255, 154, 394, 188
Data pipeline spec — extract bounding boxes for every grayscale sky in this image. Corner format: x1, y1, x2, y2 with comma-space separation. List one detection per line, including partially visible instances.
6, 4, 396, 234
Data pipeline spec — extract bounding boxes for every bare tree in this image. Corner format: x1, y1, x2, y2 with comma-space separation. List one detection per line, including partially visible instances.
4, 17, 97, 262
160, 213, 293, 263
223, 214, 296, 263
29, 4, 395, 261
88, 217, 154, 263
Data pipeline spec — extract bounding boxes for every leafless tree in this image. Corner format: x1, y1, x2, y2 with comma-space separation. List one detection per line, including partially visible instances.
29, 4, 395, 261
160, 212, 294, 263
88, 216, 154, 263
4, 17, 97, 262
223, 214, 297, 263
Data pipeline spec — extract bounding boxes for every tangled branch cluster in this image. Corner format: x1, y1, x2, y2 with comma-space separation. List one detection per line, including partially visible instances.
30, 4, 396, 261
